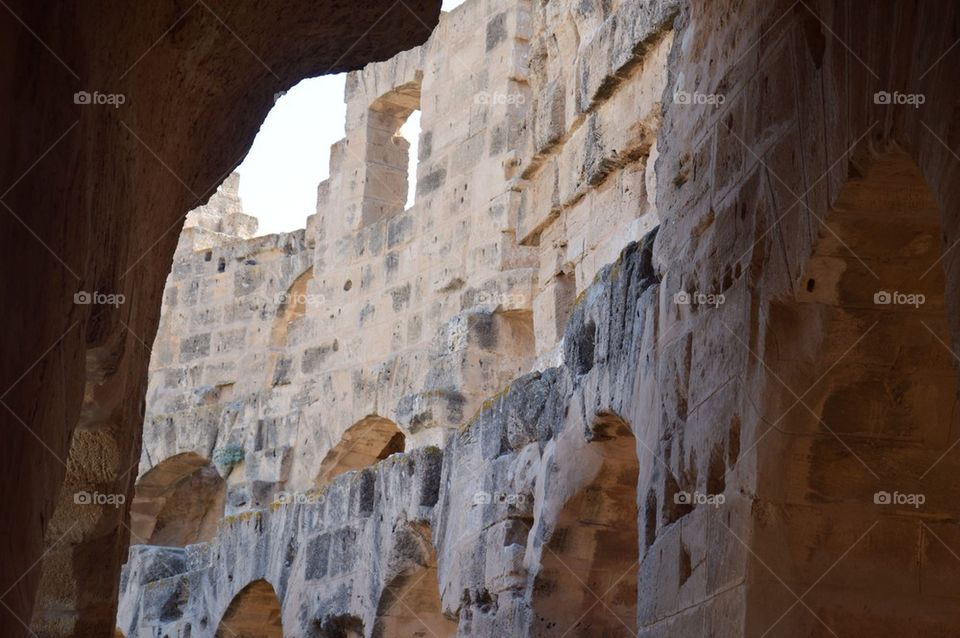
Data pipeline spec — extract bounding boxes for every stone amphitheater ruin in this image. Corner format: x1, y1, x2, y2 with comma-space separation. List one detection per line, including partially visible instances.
5, 0, 960, 636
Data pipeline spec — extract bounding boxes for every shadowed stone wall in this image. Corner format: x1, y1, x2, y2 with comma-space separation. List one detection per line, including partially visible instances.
0, 1, 442, 636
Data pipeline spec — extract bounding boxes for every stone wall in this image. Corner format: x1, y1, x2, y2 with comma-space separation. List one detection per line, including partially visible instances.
115, 0, 960, 636
644, 1, 960, 634
118, 234, 659, 637
132, 0, 670, 527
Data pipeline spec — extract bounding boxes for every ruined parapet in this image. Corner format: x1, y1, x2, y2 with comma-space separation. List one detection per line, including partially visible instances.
136, 0, 565, 523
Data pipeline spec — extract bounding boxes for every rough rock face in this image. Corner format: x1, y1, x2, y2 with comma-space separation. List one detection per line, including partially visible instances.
0, 1, 441, 637
17, 0, 960, 636
118, 0, 960, 635
118, 0, 675, 632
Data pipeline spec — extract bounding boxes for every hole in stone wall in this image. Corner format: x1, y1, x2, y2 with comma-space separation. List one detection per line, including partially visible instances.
532, 413, 639, 636
400, 109, 421, 210
130, 453, 226, 547
643, 489, 657, 550
307, 614, 365, 638
362, 82, 422, 225
215, 579, 283, 638
315, 415, 406, 487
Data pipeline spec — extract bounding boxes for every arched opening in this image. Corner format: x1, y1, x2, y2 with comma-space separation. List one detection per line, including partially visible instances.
130, 452, 226, 547
531, 413, 639, 637
767, 149, 955, 443
362, 81, 422, 225
315, 416, 406, 487
372, 523, 456, 637
754, 148, 959, 632
216, 579, 283, 638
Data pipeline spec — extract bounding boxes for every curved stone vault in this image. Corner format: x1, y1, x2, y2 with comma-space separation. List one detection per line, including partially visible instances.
0, 1, 441, 636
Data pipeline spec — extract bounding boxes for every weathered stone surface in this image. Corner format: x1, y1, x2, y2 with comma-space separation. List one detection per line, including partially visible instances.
120, 0, 960, 632
119, 235, 660, 636
15, 0, 960, 635
0, 1, 441, 636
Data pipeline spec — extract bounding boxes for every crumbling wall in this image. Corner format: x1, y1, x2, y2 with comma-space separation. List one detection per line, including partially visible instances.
118, 446, 445, 637
118, 234, 659, 637
135, 0, 672, 528
117, 0, 960, 636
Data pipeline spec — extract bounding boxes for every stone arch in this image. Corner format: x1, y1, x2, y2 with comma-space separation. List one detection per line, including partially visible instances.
215, 579, 283, 638
130, 452, 226, 546
372, 522, 456, 638
753, 148, 960, 632
315, 415, 405, 487
531, 412, 639, 637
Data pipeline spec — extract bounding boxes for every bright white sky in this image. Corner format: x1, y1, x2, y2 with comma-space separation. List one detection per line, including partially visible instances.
237, 0, 466, 236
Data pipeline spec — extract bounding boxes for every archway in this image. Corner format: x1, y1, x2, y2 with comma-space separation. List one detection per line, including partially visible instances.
362, 81, 422, 225
315, 416, 405, 487
130, 452, 226, 546
531, 412, 639, 637
753, 148, 960, 633
372, 523, 456, 637
216, 579, 283, 638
